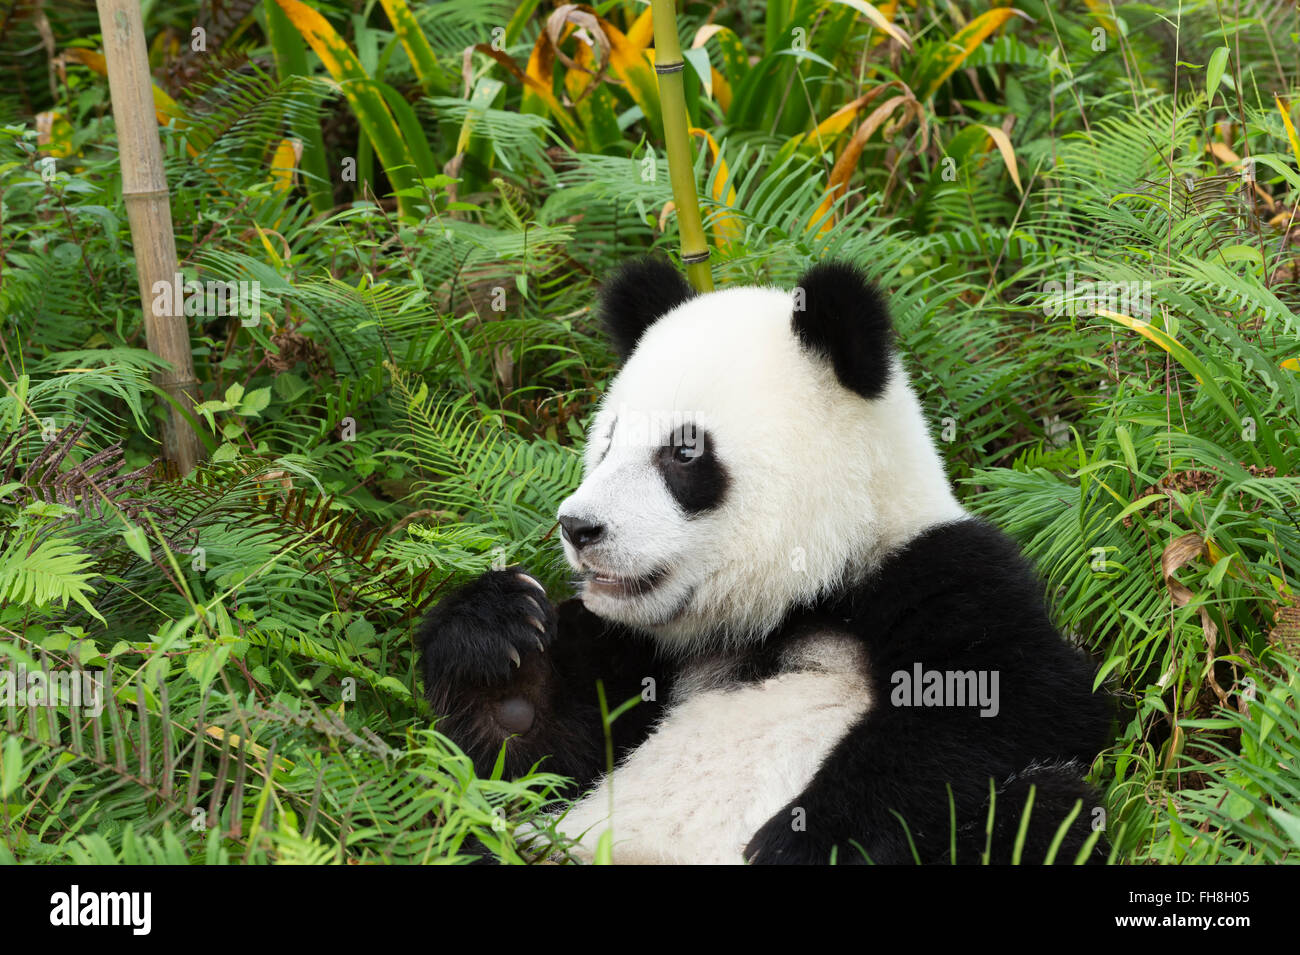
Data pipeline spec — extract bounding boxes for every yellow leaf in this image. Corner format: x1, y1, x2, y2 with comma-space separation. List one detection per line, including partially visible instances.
253, 222, 286, 269
710, 67, 732, 112
798, 82, 913, 154
1276, 95, 1300, 170
35, 110, 75, 158
625, 6, 654, 50
814, 94, 917, 230
692, 26, 740, 110
1083, 0, 1119, 36
270, 137, 302, 193
521, 6, 660, 143
205, 725, 269, 762
832, 0, 913, 51
594, 11, 660, 132
377, 0, 444, 94
274, 0, 356, 82
692, 24, 726, 46
1208, 141, 1239, 165
273, 0, 421, 214
62, 47, 186, 126
981, 124, 1022, 193
689, 127, 742, 251
205, 726, 295, 772
491, 42, 582, 142
923, 8, 1031, 99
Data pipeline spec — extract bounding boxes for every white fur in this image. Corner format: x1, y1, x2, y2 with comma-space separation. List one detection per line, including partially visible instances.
553, 633, 870, 864
557, 284, 966, 652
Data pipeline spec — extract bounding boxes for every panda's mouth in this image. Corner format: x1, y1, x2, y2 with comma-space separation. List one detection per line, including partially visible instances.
583, 565, 668, 600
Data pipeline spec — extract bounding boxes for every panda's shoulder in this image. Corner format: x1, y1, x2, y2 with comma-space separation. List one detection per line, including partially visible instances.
883, 516, 1041, 592
854, 516, 1057, 632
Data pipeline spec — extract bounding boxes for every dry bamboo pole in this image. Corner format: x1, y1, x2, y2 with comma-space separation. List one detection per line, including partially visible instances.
96, 0, 202, 475
650, 0, 713, 292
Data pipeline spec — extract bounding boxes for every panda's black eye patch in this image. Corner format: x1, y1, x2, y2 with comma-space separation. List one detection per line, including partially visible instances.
655, 427, 728, 514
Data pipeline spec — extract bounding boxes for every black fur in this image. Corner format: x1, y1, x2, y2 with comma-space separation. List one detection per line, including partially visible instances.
418, 568, 557, 685
743, 518, 1109, 864
419, 521, 1110, 864
653, 425, 729, 514
419, 568, 673, 795
597, 257, 695, 359
791, 262, 895, 399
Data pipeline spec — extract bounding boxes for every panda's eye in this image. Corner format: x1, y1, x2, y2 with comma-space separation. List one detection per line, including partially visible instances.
655, 426, 726, 513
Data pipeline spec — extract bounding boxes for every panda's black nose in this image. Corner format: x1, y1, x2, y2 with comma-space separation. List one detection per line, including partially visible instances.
559, 515, 605, 550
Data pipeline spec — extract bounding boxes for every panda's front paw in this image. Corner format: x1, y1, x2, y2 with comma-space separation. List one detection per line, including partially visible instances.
419, 567, 557, 686
744, 804, 844, 865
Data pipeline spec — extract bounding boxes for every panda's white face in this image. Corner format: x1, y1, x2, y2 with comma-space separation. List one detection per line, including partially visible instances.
557, 281, 965, 651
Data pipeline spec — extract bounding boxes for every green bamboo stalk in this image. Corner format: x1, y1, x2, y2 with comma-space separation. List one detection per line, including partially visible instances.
650, 0, 713, 292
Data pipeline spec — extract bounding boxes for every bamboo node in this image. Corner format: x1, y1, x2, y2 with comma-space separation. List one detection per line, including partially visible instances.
123, 188, 174, 200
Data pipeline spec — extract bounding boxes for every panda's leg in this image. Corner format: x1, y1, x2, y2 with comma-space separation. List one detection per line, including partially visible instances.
418, 567, 669, 796
742, 702, 971, 864
742, 699, 1103, 865
975, 762, 1107, 865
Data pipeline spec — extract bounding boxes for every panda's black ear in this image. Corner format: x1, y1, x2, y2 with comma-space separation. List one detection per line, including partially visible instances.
598, 257, 695, 359
791, 261, 894, 399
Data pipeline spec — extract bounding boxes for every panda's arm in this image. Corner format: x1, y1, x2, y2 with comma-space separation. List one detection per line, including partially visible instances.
418, 568, 672, 795
746, 520, 1110, 864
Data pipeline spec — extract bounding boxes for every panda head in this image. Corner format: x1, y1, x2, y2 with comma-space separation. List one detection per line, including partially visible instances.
557, 259, 964, 651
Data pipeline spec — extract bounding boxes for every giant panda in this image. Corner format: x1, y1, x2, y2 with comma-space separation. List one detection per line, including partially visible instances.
419, 259, 1111, 864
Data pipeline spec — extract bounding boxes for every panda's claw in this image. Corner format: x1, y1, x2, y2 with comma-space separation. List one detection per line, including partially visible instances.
419, 565, 556, 688
516, 572, 546, 594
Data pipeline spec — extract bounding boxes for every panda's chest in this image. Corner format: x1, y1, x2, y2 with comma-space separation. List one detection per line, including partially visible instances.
555, 634, 871, 864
